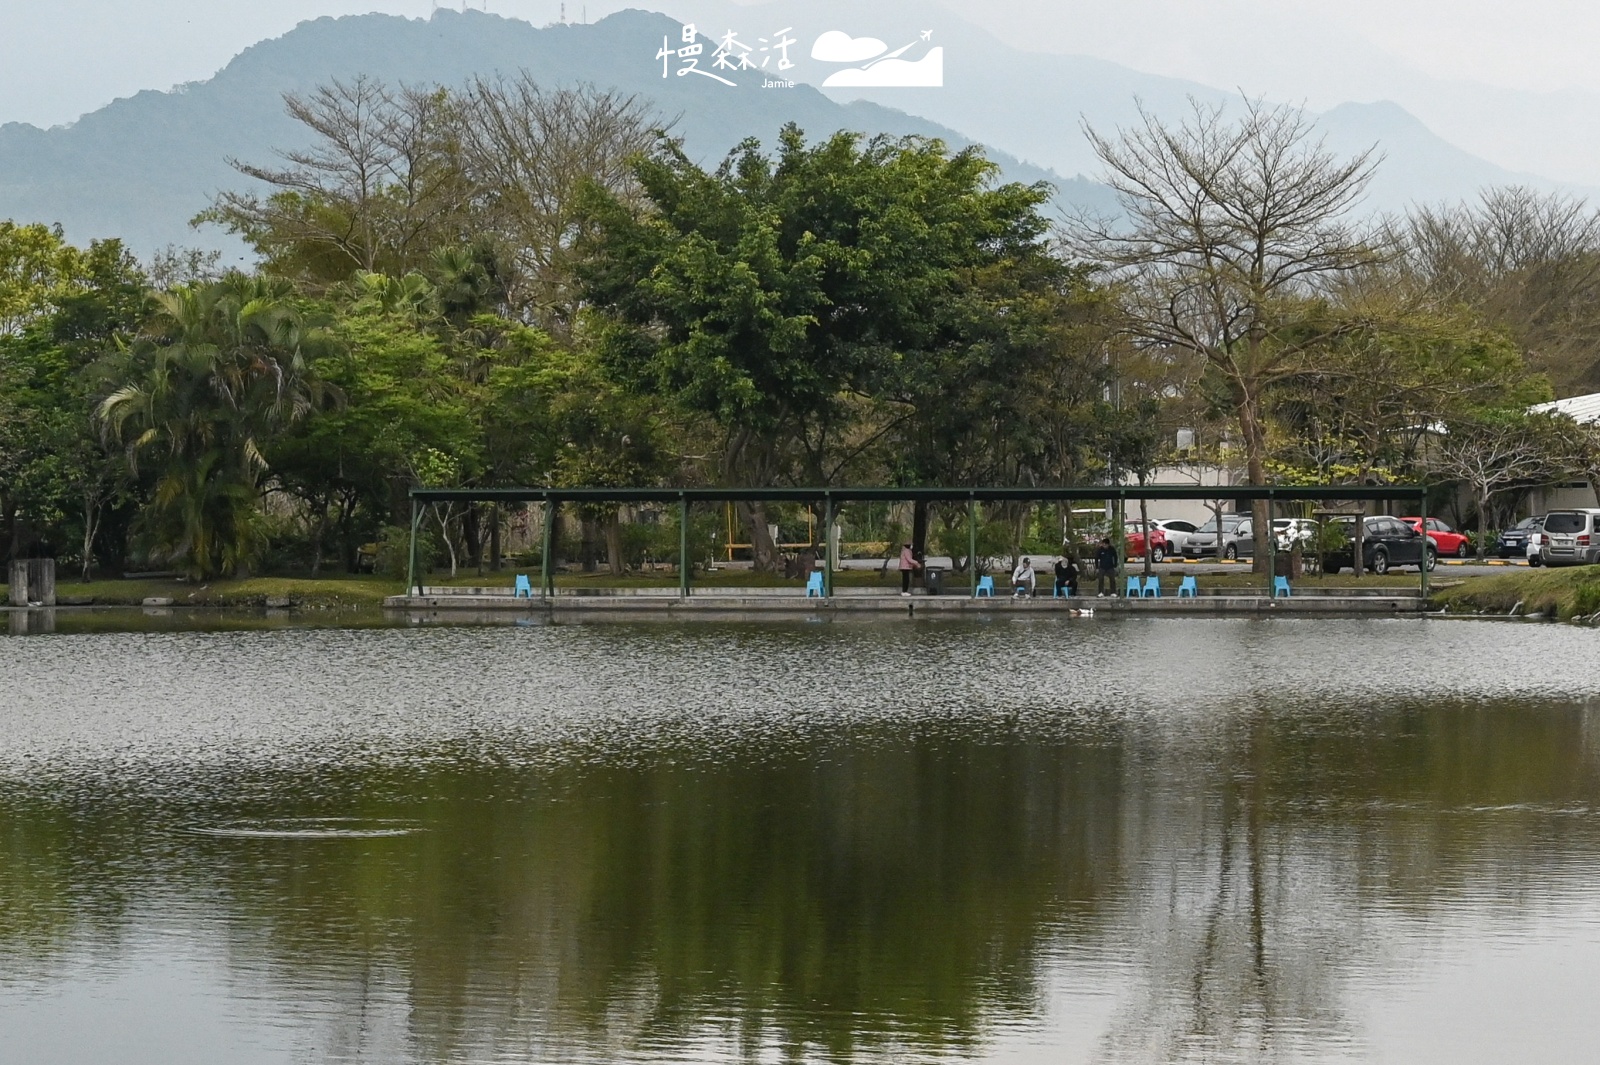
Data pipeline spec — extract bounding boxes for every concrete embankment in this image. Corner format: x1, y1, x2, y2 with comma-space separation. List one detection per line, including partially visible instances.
385, 588, 1425, 618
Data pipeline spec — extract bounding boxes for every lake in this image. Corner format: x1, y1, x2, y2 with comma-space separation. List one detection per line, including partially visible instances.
3, 613, 1599, 1064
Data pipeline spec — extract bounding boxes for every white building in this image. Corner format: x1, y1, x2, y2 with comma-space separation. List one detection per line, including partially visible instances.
1529, 393, 1600, 513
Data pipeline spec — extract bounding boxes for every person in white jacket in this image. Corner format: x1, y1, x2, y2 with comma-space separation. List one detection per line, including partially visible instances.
1011, 558, 1036, 597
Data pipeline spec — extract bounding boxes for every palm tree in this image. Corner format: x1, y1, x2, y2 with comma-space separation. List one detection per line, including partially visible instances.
98, 275, 327, 577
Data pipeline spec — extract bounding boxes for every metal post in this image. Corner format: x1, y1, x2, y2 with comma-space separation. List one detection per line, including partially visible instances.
969, 495, 979, 597
407, 497, 421, 596
1266, 490, 1276, 592
540, 499, 554, 599
823, 495, 835, 597
1419, 488, 1430, 601
679, 495, 690, 598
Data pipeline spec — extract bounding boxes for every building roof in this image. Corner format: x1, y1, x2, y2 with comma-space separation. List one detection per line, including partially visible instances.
1533, 392, 1600, 424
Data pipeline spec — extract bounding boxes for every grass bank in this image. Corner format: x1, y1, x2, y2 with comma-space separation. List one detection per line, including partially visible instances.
1431, 565, 1600, 619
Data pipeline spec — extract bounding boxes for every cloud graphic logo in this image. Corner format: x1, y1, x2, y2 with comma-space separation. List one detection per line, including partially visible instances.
811, 31, 889, 63
822, 47, 944, 88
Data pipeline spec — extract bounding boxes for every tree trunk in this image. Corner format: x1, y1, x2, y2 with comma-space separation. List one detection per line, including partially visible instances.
912, 501, 930, 569
1236, 382, 1273, 574
489, 506, 502, 571
464, 506, 483, 576
1477, 489, 1491, 563
605, 516, 625, 576
81, 486, 102, 582
1139, 495, 1153, 577
579, 518, 600, 573
736, 501, 780, 572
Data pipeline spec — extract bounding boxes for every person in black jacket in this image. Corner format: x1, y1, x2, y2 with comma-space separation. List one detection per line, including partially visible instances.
1094, 537, 1119, 597
1054, 553, 1079, 597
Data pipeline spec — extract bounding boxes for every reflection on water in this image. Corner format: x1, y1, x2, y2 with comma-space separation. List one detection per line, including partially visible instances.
3, 618, 1600, 1064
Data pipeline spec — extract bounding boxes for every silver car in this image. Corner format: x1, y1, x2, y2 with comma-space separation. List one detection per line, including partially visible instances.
1539, 508, 1600, 566
1183, 514, 1254, 560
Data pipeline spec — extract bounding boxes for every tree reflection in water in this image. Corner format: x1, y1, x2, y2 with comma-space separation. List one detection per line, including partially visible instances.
4, 622, 1600, 1064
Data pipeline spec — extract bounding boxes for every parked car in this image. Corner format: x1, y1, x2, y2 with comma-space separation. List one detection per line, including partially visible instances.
1124, 521, 1170, 563
1322, 515, 1437, 575
1538, 509, 1600, 566
1183, 514, 1254, 560
1400, 516, 1472, 558
1497, 515, 1544, 559
1152, 518, 1199, 556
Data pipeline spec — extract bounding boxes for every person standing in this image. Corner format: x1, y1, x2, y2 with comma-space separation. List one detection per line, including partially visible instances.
899, 541, 922, 596
1094, 537, 1119, 597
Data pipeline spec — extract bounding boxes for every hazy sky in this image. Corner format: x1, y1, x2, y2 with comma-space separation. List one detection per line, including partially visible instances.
5, 1, 1600, 140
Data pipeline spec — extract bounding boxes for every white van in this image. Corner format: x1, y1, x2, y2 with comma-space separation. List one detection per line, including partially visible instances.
1538, 509, 1600, 566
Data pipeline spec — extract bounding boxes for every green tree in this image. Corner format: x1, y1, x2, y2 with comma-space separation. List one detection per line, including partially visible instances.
0, 233, 148, 570
580, 125, 1054, 568
98, 276, 328, 577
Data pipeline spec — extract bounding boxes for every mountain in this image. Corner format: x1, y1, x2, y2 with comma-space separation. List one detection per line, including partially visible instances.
0, 8, 1115, 259
643, 0, 1600, 213
1, 3, 1585, 260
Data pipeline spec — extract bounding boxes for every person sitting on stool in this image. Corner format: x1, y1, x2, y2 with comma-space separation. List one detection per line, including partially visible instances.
1054, 553, 1079, 597
1012, 557, 1036, 597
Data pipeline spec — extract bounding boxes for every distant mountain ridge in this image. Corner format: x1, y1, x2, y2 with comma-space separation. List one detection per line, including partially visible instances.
0, 9, 1115, 258
0, 6, 1585, 260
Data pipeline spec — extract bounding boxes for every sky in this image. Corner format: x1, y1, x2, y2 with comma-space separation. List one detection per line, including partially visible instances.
6, 1, 1600, 177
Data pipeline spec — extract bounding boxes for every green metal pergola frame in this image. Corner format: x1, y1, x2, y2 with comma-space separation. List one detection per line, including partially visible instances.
405, 484, 1431, 600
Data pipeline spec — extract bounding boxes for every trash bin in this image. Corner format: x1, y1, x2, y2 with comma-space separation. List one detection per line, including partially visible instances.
923, 566, 944, 595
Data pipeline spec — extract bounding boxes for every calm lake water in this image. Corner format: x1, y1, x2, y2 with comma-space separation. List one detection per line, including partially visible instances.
4, 613, 1600, 1064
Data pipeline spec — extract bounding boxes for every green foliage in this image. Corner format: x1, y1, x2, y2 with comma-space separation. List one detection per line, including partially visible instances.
97, 275, 328, 577
580, 125, 1062, 485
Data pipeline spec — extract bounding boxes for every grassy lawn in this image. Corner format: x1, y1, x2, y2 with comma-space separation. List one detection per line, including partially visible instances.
2, 574, 401, 608
1431, 565, 1600, 620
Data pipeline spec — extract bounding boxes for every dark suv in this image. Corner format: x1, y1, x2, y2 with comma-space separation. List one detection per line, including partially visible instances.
1322, 515, 1437, 575
1497, 515, 1545, 560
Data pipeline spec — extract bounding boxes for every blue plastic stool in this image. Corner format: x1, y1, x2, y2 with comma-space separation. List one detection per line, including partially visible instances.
1178, 576, 1199, 598
1124, 575, 1142, 597
975, 576, 995, 597
1143, 575, 1161, 598
805, 572, 824, 597
1053, 582, 1069, 598
1273, 576, 1291, 598
513, 574, 532, 598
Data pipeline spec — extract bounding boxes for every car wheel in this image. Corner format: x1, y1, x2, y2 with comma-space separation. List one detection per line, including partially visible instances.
1424, 547, 1437, 572
1152, 546, 1165, 563
1223, 544, 1238, 561
1370, 548, 1390, 576
1457, 542, 1470, 558
1529, 555, 1542, 568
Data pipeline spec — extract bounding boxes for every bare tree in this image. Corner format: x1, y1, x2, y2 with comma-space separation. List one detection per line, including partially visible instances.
1398, 187, 1600, 395
1424, 412, 1572, 559
451, 77, 660, 334
1072, 98, 1385, 570
203, 76, 468, 287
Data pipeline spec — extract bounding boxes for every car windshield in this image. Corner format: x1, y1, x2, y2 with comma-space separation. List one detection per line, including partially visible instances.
1544, 512, 1588, 534
1195, 517, 1240, 534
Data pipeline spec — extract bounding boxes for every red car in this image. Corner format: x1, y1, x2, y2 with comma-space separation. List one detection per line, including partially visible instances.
1124, 521, 1170, 562
1401, 517, 1472, 558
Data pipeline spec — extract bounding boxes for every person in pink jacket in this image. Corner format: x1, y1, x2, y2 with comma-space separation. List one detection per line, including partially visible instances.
899, 542, 922, 596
